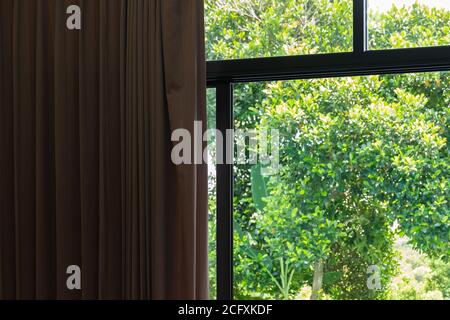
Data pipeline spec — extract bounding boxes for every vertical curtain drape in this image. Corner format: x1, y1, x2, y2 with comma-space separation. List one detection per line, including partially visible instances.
0, 0, 208, 300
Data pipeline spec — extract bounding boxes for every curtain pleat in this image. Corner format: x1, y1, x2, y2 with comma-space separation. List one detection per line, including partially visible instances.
35, 0, 56, 300
0, 0, 16, 301
13, 0, 38, 299
78, 0, 100, 299
0, 0, 207, 300
160, 0, 208, 299
54, 0, 82, 299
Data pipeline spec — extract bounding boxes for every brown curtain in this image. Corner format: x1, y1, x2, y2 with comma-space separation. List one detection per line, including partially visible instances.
0, 0, 208, 300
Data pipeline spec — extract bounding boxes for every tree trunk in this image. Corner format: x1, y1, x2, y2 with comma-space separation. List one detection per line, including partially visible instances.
310, 260, 324, 300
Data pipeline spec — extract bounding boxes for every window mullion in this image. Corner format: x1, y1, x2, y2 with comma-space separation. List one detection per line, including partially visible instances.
353, 0, 368, 53
216, 82, 234, 300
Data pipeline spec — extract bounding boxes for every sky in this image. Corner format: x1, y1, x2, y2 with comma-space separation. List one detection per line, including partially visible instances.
369, 0, 450, 12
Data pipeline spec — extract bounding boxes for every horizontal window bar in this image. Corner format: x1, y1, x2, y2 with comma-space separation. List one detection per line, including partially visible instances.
207, 46, 450, 85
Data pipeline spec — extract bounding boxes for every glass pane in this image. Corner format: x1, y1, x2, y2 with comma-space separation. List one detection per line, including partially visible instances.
205, 0, 353, 61
207, 87, 217, 299
368, 0, 450, 50
233, 72, 450, 300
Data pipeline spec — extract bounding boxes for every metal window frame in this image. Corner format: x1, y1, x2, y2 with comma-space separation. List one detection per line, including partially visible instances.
208, 0, 450, 300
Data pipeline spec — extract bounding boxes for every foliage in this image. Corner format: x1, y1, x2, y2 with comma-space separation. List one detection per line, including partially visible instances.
264, 258, 296, 300
369, 2, 450, 49
426, 258, 450, 299
390, 237, 448, 300
205, 0, 352, 60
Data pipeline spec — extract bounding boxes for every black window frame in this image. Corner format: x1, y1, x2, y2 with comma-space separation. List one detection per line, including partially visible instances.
206, 0, 450, 300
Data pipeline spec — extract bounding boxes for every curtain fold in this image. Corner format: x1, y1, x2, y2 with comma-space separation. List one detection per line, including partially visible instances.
0, 0, 208, 300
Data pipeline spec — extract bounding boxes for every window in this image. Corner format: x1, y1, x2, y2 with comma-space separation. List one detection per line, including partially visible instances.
205, 0, 353, 60
207, 87, 218, 299
233, 73, 449, 300
207, 0, 450, 300
368, 0, 450, 50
